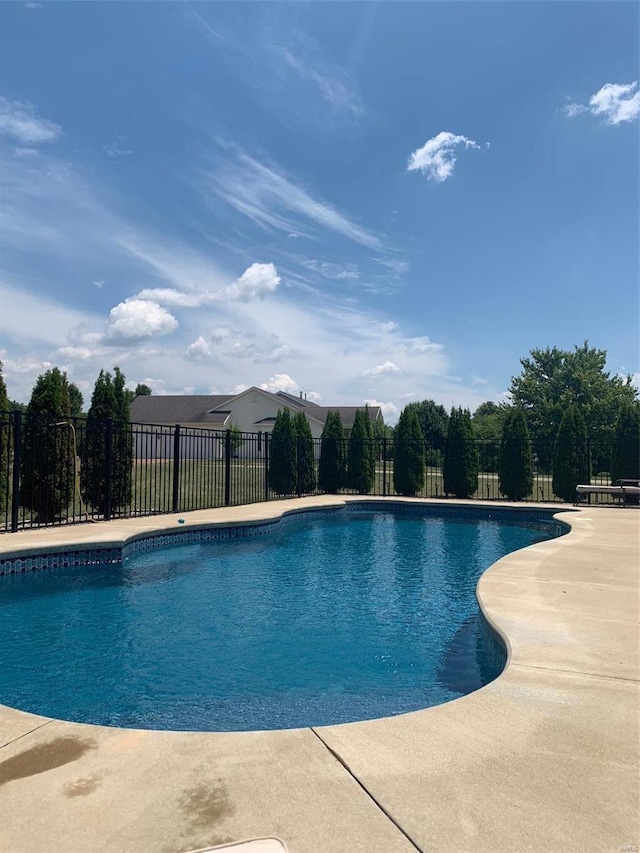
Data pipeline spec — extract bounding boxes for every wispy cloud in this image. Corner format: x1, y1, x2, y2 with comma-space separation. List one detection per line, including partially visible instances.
407, 131, 486, 183
204, 149, 383, 249
186, 5, 364, 131
103, 138, 133, 158
563, 82, 640, 125
0, 96, 62, 144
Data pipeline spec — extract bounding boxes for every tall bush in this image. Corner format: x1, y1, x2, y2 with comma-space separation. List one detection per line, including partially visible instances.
443, 407, 478, 498
0, 362, 9, 514
611, 402, 640, 484
269, 409, 297, 495
293, 411, 316, 494
81, 370, 117, 513
347, 409, 374, 494
111, 367, 132, 511
318, 410, 346, 493
552, 404, 590, 502
20, 367, 74, 522
393, 407, 425, 496
498, 408, 533, 500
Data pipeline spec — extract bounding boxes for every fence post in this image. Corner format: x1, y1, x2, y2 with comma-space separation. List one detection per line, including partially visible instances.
172, 424, 181, 513
382, 437, 387, 496
264, 433, 270, 501
224, 429, 231, 506
10, 411, 22, 533
297, 434, 302, 497
104, 417, 113, 521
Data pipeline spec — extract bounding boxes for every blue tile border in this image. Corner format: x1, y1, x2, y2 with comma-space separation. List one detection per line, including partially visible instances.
0, 502, 568, 576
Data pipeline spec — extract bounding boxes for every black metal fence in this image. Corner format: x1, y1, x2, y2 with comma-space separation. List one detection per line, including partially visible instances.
0, 411, 612, 534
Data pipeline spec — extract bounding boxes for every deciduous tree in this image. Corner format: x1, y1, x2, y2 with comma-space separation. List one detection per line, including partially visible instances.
510, 342, 637, 472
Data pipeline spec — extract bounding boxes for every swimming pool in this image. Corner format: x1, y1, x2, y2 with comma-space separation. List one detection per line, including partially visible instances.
0, 505, 562, 731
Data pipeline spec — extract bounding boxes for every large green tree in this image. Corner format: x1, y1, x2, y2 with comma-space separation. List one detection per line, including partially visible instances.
611, 402, 640, 485
293, 411, 316, 494
347, 409, 375, 494
552, 404, 590, 502
498, 408, 533, 501
269, 409, 297, 495
510, 342, 637, 472
472, 401, 505, 473
0, 362, 9, 514
20, 367, 74, 522
318, 410, 346, 493
443, 407, 479, 498
403, 400, 449, 452
393, 407, 425, 496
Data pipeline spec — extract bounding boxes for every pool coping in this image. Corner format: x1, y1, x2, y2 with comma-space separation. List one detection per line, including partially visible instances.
0, 496, 638, 853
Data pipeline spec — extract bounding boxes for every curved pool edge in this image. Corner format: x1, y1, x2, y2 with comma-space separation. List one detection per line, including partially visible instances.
0, 499, 637, 853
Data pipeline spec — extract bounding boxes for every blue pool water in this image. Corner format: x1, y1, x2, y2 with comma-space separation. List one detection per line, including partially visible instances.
0, 509, 555, 731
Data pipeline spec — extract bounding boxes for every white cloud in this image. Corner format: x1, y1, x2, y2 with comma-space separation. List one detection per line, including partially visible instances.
0, 96, 62, 144
563, 82, 640, 125
301, 259, 360, 281
364, 399, 400, 424
56, 346, 94, 361
562, 102, 588, 118
185, 336, 213, 361
260, 373, 299, 394
373, 257, 410, 275
93, 280, 104, 289
407, 131, 484, 183
361, 360, 402, 379
136, 263, 281, 307
204, 150, 382, 249
589, 82, 640, 125
221, 262, 280, 301
254, 344, 293, 363
106, 299, 178, 342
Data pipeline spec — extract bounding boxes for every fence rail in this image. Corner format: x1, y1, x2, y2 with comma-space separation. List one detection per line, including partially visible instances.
0, 411, 613, 534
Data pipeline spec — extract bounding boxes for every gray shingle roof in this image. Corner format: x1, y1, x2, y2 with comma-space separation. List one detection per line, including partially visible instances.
130, 393, 382, 429
130, 395, 232, 424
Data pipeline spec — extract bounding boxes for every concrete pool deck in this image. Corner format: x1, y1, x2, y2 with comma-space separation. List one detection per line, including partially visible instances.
0, 497, 637, 853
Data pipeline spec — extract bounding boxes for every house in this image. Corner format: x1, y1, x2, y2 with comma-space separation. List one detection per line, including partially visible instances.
130, 387, 382, 459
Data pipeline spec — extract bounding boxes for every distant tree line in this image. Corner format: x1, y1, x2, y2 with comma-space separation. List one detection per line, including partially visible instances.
0, 340, 638, 519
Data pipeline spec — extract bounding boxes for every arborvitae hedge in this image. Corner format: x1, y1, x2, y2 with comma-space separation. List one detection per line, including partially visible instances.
318, 410, 346, 493
81, 370, 116, 513
112, 367, 132, 511
20, 367, 74, 522
0, 362, 9, 514
611, 402, 640, 484
347, 409, 374, 494
443, 407, 478, 498
293, 411, 316, 494
498, 408, 533, 500
269, 409, 297, 495
552, 404, 590, 502
393, 407, 425, 496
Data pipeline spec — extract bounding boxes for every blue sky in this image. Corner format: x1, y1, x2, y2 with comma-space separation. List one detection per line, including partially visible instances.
1, 1, 638, 420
